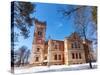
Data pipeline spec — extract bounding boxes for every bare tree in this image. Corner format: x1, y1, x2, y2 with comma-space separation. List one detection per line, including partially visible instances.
73, 7, 90, 39
13, 46, 27, 67
13, 46, 31, 67
58, 5, 97, 47
58, 5, 97, 68
24, 49, 30, 64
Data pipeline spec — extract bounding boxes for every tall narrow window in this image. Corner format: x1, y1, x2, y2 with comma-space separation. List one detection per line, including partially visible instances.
37, 48, 40, 52
72, 42, 80, 49
72, 53, 75, 59
35, 57, 39, 62
54, 54, 57, 60
79, 53, 82, 59
71, 43, 74, 48
59, 55, 61, 60
74, 42, 77, 48
76, 53, 78, 59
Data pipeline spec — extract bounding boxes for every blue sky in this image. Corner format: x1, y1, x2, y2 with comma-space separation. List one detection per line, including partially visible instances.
15, 3, 76, 50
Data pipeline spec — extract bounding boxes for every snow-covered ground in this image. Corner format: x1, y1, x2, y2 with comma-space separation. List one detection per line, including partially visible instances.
14, 63, 97, 74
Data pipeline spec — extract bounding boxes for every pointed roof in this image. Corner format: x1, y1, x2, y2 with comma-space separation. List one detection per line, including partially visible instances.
65, 32, 82, 42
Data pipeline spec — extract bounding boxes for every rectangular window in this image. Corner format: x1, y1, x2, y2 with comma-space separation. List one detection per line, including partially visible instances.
35, 57, 39, 62
72, 53, 75, 59
74, 42, 77, 48
54, 54, 57, 60
72, 42, 80, 49
76, 53, 78, 59
37, 48, 40, 52
59, 55, 61, 60
44, 56, 47, 60
71, 43, 74, 48
79, 53, 82, 59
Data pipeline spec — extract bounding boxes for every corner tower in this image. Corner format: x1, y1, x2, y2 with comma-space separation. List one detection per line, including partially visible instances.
29, 18, 46, 66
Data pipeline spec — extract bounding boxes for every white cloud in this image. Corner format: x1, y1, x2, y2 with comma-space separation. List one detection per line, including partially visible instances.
56, 23, 63, 30
58, 23, 63, 28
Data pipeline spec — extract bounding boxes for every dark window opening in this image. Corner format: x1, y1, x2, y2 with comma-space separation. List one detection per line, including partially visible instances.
79, 53, 82, 59
38, 31, 42, 36
59, 55, 61, 60
44, 56, 47, 60
71, 42, 80, 49
72, 53, 75, 59
37, 48, 40, 52
35, 57, 39, 62
54, 54, 57, 60
76, 53, 78, 59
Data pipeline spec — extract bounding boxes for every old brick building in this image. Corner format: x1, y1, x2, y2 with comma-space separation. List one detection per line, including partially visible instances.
29, 18, 92, 66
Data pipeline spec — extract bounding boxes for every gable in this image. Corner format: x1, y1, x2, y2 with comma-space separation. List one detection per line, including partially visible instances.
67, 32, 82, 42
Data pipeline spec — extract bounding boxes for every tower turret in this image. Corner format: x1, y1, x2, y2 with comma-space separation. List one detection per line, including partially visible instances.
29, 18, 46, 65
